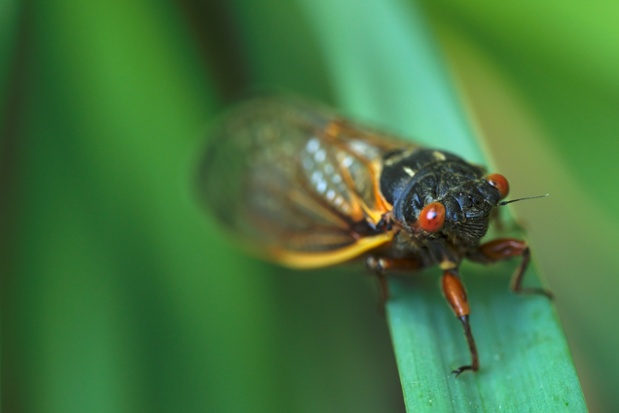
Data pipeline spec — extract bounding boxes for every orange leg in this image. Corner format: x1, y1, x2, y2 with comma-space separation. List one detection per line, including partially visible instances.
367, 257, 480, 375
442, 270, 479, 376
476, 238, 553, 299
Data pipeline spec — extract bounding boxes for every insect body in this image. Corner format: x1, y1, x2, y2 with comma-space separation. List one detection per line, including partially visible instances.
198, 96, 551, 375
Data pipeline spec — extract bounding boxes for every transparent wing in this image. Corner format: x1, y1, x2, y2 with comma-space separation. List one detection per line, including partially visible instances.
198, 97, 418, 268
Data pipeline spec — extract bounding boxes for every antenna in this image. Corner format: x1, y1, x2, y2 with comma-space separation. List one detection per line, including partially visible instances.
499, 193, 549, 206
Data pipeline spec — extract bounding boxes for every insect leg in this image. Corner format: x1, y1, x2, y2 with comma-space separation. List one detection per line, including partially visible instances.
476, 239, 553, 299
365, 255, 422, 307
441, 270, 479, 376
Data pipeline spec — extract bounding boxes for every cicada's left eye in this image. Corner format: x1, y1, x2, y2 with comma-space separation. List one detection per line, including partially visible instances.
418, 202, 445, 233
487, 173, 509, 199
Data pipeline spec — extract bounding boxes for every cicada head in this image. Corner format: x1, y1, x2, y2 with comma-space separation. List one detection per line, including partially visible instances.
390, 154, 509, 247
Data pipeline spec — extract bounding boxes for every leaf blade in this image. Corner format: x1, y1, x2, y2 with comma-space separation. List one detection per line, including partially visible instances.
298, 0, 586, 411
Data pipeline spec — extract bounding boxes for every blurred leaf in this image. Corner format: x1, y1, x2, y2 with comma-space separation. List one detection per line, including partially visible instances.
0, 0, 20, 105
9, 1, 405, 413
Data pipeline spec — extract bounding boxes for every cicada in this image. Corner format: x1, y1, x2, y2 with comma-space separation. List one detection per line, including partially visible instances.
198, 96, 551, 375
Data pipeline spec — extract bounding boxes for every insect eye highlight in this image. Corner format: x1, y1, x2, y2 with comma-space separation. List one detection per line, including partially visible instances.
418, 202, 445, 233
487, 173, 509, 199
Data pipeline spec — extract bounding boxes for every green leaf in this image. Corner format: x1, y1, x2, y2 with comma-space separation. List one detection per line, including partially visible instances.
299, 0, 586, 411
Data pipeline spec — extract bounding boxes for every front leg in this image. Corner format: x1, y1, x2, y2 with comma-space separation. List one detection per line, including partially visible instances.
367, 256, 481, 375
441, 269, 479, 376
471, 238, 553, 299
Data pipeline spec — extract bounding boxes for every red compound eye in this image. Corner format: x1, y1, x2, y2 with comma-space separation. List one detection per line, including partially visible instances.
418, 202, 445, 233
487, 173, 509, 199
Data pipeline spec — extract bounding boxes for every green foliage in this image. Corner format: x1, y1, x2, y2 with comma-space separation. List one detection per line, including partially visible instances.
7, 0, 617, 411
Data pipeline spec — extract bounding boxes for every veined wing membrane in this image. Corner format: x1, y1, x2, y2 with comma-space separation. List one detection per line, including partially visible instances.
198, 97, 415, 268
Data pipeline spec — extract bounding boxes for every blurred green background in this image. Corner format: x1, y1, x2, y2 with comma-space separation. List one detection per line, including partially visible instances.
3, 1, 618, 412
